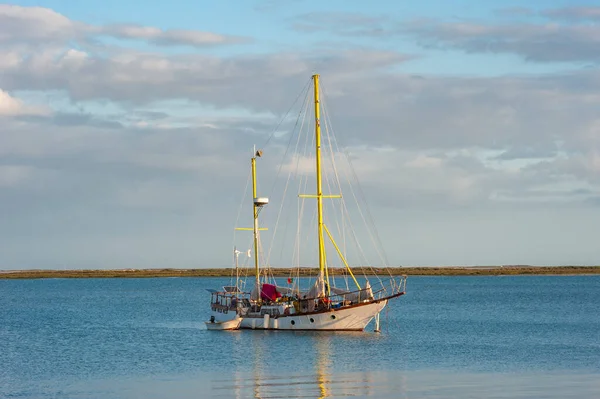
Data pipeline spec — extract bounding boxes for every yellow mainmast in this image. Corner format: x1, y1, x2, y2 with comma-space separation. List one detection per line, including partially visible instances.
313, 74, 326, 287
301, 75, 357, 295
301, 74, 359, 295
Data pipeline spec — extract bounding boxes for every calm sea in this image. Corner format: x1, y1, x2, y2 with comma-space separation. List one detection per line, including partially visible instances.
1, 275, 599, 398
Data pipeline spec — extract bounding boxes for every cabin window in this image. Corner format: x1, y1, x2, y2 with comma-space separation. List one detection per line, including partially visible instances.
291, 320, 295, 325
310, 318, 315, 323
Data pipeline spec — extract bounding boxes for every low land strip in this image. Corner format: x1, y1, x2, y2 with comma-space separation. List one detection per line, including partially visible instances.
1, 266, 599, 279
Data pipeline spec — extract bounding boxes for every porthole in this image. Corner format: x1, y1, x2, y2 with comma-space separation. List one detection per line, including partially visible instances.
310, 318, 315, 323
291, 320, 295, 325
331, 315, 336, 320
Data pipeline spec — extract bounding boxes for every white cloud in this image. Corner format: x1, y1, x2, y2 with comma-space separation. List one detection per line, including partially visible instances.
404, 21, 600, 62
0, 89, 25, 116
0, 5, 79, 44
291, 8, 600, 63
0, 4, 247, 48
103, 24, 245, 46
0, 89, 50, 116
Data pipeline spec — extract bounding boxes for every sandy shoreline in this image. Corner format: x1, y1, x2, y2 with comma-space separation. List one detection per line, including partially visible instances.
1, 266, 599, 279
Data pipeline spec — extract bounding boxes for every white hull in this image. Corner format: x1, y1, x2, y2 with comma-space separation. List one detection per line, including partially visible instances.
205, 314, 241, 330
239, 299, 387, 331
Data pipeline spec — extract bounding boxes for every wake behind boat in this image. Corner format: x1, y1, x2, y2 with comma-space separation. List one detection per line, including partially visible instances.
206, 74, 406, 332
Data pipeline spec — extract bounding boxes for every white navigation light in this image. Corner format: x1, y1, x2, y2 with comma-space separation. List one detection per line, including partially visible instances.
254, 197, 269, 207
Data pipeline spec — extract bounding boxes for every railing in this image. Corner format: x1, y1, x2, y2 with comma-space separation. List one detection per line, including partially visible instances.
214, 276, 407, 315
211, 292, 251, 312
272, 275, 407, 314
326, 276, 406, 310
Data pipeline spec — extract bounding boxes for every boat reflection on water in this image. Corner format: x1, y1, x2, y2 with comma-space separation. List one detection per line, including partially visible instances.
315, 335, 331, 399
214, 332, 398, 399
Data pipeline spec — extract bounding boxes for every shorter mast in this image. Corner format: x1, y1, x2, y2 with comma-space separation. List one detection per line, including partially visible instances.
235, 148, 268, 301
251, 148, 269, 300
251, 150, 260, 295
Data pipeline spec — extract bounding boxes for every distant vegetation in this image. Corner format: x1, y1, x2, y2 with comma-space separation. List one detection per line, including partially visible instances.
1, 266, 599, 279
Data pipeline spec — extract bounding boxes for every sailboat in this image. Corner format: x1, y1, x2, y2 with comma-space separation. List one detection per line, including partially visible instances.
206, 74, 407, 331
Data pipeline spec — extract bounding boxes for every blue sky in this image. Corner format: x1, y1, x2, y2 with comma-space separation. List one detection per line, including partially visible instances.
1, 0, 600, 268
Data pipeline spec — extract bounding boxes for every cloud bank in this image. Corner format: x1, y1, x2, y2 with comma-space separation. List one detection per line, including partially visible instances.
0, 4, 599, 268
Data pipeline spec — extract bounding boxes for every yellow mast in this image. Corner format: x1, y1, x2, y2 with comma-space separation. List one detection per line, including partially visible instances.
236, 148, 267, 300
300, 74, 344, 295
313, 74, 327, 293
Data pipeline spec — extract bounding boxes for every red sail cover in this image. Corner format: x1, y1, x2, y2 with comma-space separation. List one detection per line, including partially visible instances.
261, 283, 281, 301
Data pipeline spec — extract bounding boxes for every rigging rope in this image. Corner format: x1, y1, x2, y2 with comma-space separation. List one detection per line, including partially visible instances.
265, 87, 312, 268
232, 168, 252, 246
260, 77, 312, 150
320, 81, 392, 288
232, 76, 402, 296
